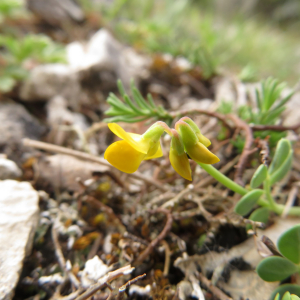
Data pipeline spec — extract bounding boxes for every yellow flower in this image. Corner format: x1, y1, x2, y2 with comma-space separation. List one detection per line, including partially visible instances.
176, 119, 220, 165
104, 123, 163, 173
169, 129, 192, 181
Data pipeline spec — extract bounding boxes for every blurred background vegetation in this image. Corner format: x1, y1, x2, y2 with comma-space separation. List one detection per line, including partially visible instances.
94, 0, 300, 83
1, 0, 300, 91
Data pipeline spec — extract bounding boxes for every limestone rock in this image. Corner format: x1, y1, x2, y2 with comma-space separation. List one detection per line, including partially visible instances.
0, 156, 22, 180
20, 64, 82, 109
67, 29, 150, 90
0, 101, 45, 162
0, 180, 39, 300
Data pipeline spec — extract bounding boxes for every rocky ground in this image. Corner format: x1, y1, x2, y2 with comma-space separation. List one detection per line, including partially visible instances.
1, 3, 300, 300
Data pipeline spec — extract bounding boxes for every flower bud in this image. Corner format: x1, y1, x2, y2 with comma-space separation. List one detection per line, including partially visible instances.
175, 120, 219, 165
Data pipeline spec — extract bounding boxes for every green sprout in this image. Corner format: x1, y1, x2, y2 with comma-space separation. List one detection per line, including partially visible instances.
0, 34, 66, 92
234, 138, 298, 218
256, 225, 300, 299
218, 77, 294, 151
274, 291, 300, 300
104, 81, 299, 217
104, 79, 172, 124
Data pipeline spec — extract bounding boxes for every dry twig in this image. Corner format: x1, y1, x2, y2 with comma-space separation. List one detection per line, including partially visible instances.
74, 265, 135, 300
23, 138, 168, 192
169, 109, 232, 134
227, 115, 256, 186
256, 138, 270, 166
196, 272, 232, 300
135, 208, 173, 263
251, 123, 300, 132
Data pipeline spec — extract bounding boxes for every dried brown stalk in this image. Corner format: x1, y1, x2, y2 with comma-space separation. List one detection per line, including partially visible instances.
169, 109, 232, 134
227, 114, 256, 186
23, 138, 168, 192
74, 265, 135, 300
135, 208, 173, 263
251, 122, 300, 132
196, 272, 232, 300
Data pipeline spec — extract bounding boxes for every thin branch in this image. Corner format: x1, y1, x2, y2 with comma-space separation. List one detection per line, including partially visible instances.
256, 138, 270, 166
85, 196, 126, 233
52, 217, 80, 289
162, 184, 194, 208
227, 115, 256, 186
118, 273, 146, 294
23, 138, 168, 192
74, 265, 135, 300
135, 208, 173, 263
251, 122, 300, 132
169, 109, 232, 133
196, 272, 232, 300
161, 240, 171, 276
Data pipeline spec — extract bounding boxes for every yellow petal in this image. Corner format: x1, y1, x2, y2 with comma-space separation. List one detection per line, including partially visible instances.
186, 142, 220, 164
197, 134, 211, 147
104, 140, 146, 173
144, 142, 163, 160
169, 148, 192, 181
108, 123, 149, 154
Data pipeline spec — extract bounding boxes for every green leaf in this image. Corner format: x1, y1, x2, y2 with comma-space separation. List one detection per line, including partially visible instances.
117, 79, 126, 97
234, 189, 264, 216
255, 88, 262, 110
256, 256, 298, 282
272, 91, 294, 112
246, 207, 269, 231
123, 94, 144, 115
278, 224, 300, 264
250, 164, 268, 189
274, 294, 280, 300
147, 93, 157, 109
271, 284, 300, 300
269, 139, 291, 175
0, 76, 15, 92
132, 87, 151, 110
270, 150, 293, 185
103, 115, 150, 123
262, 106, 286, 125
282, 292, 292, 300
107, 93, 133, 113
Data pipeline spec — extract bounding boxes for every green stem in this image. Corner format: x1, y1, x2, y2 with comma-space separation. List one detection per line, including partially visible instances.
263, 176, 278, 211
198, 163, 248, 196
198, 163, 300, 216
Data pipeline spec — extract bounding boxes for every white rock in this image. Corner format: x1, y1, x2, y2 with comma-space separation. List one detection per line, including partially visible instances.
0, 180, 39, 300
0, 101, 45, 162
129, 284, 151, 296
0, 157, 22, 180
80, 256, 109, 288
67, 29, 150, 89
20, 64, 82, 109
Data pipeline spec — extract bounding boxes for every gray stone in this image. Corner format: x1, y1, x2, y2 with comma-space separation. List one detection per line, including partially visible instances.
20, 64, 82, 109
27, 0, 85, 25
0, 180, 39, 300
0, 101, 45, 162
67, 29, 150, 90
0, 156, 22, 180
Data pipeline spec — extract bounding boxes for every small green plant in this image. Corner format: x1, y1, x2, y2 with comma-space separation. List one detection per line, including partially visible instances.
256, 224, 300, 299
104, 82, 300, 217
0, 0, 25, 23
234, 138, 297, 218
218, 77, 294, 152
246, 77, 293, 145
104, 80, 172, 124
0, 34, 66, 92
274, 291, 300, 300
